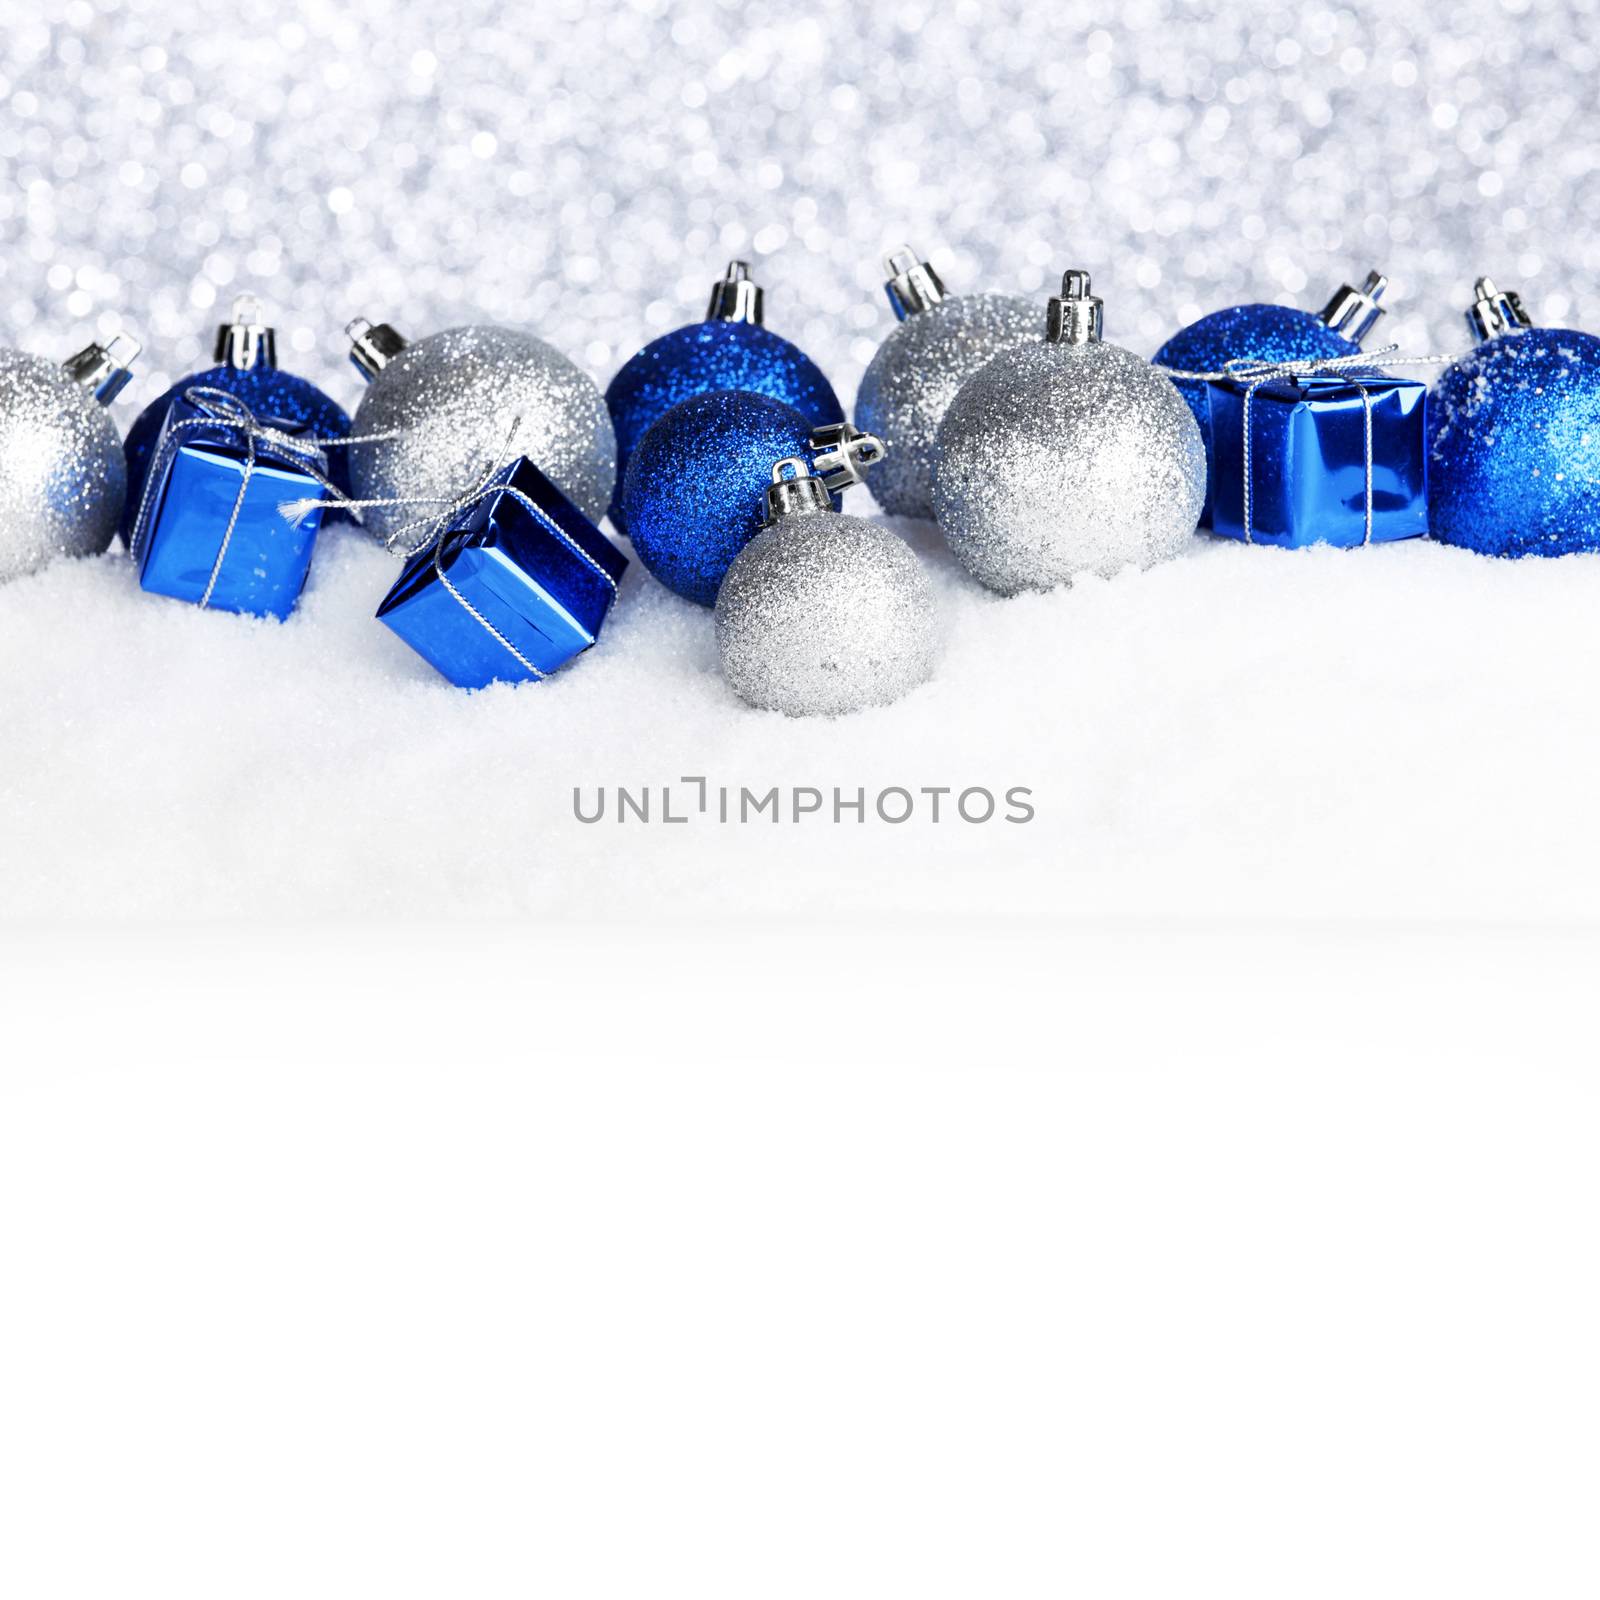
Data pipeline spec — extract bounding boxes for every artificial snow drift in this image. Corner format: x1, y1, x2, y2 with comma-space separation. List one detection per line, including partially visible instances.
4, 512, 1600, 925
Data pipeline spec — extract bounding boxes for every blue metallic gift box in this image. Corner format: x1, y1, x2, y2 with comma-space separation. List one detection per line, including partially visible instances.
133, 391, 329, 618
376, 456, 628, 690
1207, 372, 1429, 548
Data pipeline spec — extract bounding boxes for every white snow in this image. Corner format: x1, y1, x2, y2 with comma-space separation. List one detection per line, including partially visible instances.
5, 510, 1600, 925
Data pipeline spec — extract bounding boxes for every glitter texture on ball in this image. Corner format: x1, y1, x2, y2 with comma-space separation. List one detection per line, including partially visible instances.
715, 461, 938, 717
604, 260, 843, 534
620, 389, 839, 606
932, 271, 1206, 594
346, 322, 616, 549
0, 338, 137, 585
1430, 278, 1600, 558
854, 247, 1041, 520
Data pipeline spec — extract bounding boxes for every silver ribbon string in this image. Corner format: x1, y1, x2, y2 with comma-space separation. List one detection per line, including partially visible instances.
130, 389, 593, 679
1156, 346, 1457, 546
126, 385, 421, 609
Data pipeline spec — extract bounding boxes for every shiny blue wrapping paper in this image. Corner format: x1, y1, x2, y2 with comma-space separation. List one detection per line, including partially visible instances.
376, 456, 628, 690
1206, 373, 1429, 548
134, 393, 328, 618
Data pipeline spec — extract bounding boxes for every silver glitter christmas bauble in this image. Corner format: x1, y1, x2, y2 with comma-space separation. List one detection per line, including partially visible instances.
345, 321, 616, 548
854, 248, 1041, 521
715, 460, 939, 717
932, 271, 1206, 596
0, 338, 137, 584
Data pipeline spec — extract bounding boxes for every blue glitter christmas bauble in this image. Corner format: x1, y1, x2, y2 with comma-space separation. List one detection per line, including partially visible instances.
1430, 327, 1600, 557
120, 362, 351, 542
1156, 304, 1359, 524
620, 390, 840, 606
605, 273, 842, 535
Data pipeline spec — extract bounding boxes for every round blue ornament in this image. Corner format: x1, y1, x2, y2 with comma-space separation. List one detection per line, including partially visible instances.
621, 390, 846, 606
1429, 277, 1600, 558
605, 261, 843, 534
120, 296, 351, 542
1155, 271, 1389, 523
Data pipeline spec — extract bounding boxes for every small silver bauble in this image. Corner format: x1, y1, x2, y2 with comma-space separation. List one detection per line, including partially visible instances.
345, 320, 616, 548
932, 270, 1206, 595
854, 246, 1041, 520
0, 336, 138, 584
715, 458, 939, 717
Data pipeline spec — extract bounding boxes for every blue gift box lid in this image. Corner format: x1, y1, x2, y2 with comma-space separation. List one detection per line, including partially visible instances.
376, 456, 628, 683
149, 386, 332, 476
1210, 368, 1423, 407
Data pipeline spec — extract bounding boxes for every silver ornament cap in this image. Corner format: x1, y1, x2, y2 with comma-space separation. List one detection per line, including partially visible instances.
807, 423, 885, 496
1317, 270, 1389, 345
1466, 275, 1534, 341
1045, 268, 1104, 344
213, 294, 277, 370
883, 245, 948, 321
347, 316, 409, 379
855, 251, 1042, 520
763, 455, 835, 522
715, 459, 939, 717
931, 267, 1205, 595
61, 331, 141, 405
705, 260, 764, 325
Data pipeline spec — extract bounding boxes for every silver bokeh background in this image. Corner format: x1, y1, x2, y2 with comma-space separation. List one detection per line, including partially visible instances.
2, 0, 1595, 421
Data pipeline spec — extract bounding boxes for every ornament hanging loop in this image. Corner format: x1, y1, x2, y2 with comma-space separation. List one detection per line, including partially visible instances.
1046, 270, 1103, 345
706, 261, 765, 325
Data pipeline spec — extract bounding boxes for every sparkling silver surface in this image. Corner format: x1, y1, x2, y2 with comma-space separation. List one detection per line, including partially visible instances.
348, 325, 615, 546
3, 2, 1598, 450
0, 349, 125, 583
715, 510, 938, 717
932, 341, 1205, 593
855, 293, 1043, 519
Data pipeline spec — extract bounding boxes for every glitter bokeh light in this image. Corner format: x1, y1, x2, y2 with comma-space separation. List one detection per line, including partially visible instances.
1, 1, 1596, 432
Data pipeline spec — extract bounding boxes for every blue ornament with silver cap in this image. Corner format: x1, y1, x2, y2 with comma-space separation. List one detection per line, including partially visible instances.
619, 389, 883, 606
1429, 276, 1600, 558
604, 260, 844, 534
1156, 271, 1391, 527
120, 295, 351, 543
